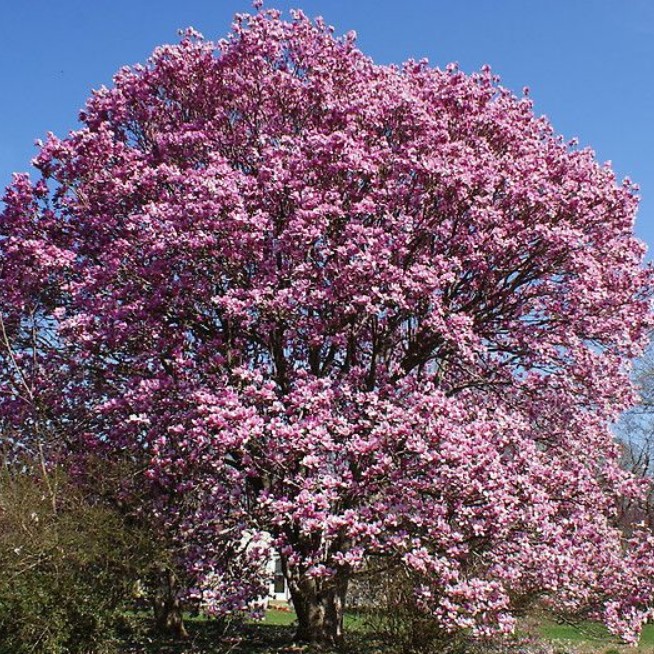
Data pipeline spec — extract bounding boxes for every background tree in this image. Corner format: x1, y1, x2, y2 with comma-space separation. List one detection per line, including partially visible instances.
615, 349, 654, 530
1, 7, 654, 647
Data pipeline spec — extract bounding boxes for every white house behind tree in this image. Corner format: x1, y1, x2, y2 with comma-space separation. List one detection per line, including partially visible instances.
267, 555, 292, 604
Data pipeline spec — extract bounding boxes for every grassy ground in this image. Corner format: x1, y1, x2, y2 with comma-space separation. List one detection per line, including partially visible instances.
120, 612, 384, 653
119, 609, 654, 653
544, 625, 654, 651
524, 617, 654, 653
252, 609, 366, 631
254, 611, 654, 652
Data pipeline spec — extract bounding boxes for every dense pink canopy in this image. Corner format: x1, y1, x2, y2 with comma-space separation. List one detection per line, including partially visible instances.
1, 7, 653, 643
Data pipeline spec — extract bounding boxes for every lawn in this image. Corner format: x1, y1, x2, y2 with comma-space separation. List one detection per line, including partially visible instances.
522, 617, 654, 653
119, 609, 654, 653
253, 608, 367, 630
120, 613, 383, 653
251, 610, 654, 652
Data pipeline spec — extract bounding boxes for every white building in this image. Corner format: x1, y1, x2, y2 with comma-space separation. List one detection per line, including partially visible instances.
266, 554, 292, 603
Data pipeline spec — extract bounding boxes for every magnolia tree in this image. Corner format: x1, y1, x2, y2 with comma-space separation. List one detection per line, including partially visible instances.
1, 7, 654, 646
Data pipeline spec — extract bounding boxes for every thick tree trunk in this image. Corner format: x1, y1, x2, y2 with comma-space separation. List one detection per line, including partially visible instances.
287, 571, 349, 645
153, 567, 188, 638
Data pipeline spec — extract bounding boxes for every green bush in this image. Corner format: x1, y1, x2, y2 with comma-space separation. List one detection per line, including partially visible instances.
0, 465, 152, 654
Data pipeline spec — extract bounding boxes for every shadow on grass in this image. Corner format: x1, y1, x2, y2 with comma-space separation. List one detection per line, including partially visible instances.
122, 610, 654, 653
119, 614, 385, 654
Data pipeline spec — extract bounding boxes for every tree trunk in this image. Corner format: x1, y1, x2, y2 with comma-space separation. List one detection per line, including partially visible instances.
153, 567, 188, 638
287, 571, 349, 646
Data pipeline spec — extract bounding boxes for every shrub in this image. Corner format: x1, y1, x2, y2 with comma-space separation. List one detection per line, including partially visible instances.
0, 463, 152, 654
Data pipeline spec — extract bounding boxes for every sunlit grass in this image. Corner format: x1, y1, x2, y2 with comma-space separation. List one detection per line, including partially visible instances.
538, 620, 654, 650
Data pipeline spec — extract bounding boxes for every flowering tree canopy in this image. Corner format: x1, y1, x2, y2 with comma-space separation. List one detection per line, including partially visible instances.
1, 7, 654, 646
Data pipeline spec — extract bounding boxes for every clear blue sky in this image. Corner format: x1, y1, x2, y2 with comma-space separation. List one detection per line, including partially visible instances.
1, 1, 653, 251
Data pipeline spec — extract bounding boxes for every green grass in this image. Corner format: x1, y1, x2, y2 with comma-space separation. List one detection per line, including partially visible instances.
121, 610, 382, 653
257, 610, 654, 650
257, 608, 296, 626
537, 619, 654, 651
539, 620, 613, 642
120, 609, 654, 653
257, 607, 367, 631
635, 624, 654, 646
